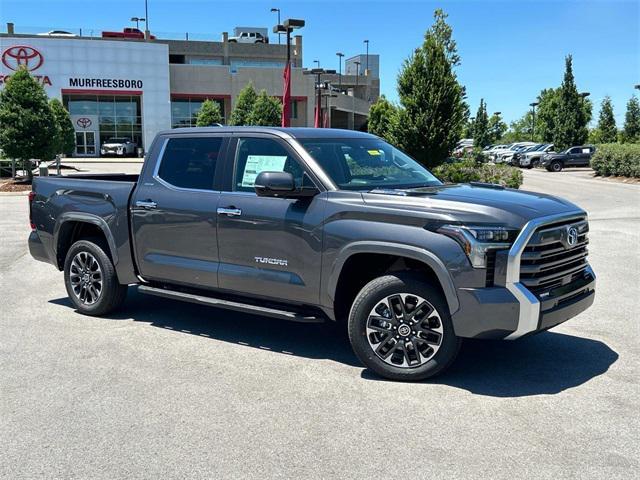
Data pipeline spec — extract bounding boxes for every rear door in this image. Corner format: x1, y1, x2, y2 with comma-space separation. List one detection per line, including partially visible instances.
131, 134, 228, 290
215, 135, 325, 305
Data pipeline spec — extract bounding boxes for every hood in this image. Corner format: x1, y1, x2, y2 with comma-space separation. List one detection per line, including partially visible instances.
102, 142, 126, 148
361, 183, 584, 228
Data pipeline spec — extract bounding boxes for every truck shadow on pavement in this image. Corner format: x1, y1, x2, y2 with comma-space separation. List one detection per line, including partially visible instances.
50, 288, 618, 398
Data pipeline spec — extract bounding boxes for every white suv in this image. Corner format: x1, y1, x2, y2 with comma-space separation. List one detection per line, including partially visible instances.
228, 32, 268, 44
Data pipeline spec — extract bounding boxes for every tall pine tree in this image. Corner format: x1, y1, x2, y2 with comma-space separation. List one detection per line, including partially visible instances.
553, 55, 589, 149
393, 9, 466, 167
473, 99, 490, 147
195, 99, 223, 126
622, 96, 640, 143
596, 96, 617, 143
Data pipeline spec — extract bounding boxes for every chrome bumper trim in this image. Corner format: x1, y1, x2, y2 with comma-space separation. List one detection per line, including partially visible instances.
501, 210, 587, 340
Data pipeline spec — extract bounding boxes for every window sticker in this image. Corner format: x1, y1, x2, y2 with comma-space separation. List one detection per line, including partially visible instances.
241, 155, 288, 187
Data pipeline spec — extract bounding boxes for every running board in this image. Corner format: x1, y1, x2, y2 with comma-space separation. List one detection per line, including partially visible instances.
137, 285, 325, 323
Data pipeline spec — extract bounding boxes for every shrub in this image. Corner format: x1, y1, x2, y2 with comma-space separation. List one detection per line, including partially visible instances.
433, 159, 523, 189
591, 143, 640, 178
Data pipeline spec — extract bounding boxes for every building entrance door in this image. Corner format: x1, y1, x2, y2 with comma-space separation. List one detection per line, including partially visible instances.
75, 131, 97, 156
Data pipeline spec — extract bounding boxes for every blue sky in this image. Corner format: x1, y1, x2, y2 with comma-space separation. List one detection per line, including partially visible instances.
1, 0, 638, 125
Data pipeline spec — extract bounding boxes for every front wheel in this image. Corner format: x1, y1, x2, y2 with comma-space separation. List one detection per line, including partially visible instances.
64, 239, 127, 316
550, 160, 563, 172
348, 273, 461, 381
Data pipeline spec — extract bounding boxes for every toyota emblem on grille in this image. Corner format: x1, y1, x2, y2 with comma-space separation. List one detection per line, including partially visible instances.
567, 226, 578, 247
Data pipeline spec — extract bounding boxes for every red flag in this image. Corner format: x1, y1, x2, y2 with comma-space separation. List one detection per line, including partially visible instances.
282, 63, 291, 127
314, 101, 320, 128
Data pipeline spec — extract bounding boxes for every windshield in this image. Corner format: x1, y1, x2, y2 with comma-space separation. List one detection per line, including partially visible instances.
299, 137, 441, 190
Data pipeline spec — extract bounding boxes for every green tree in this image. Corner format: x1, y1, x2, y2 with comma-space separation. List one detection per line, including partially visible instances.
622, 95, 640, 143
247, 90, 282, 126
502, 112, 534, 143
472, 98, 490, 147
49, 98, 75, 156
195, 99, 223, 126
553, 55, 589, 149
595, 96, 617, 143
229, 82, 257, 126
487, 112, 507, 144
392, 9, 466, 168
535, 88, 560, 142
0, 68, 56, 179
367, 95, 397, 142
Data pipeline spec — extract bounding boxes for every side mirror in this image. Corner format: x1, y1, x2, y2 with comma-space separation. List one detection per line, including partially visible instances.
254, 171, 296, 197
254, 171, 319, 198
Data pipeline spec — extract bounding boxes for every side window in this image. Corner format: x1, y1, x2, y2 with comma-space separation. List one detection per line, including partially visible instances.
569, 147, 580, 154
157, 137, 223, 190
232, 137, 304, 192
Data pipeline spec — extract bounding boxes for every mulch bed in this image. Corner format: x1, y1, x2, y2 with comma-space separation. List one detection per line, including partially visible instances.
0, 179, 32, 192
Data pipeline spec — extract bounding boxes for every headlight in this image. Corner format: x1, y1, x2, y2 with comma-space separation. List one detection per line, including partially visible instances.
437, 225, 518, 268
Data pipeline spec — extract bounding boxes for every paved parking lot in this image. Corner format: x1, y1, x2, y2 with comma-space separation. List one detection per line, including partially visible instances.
1, 169, 638, 479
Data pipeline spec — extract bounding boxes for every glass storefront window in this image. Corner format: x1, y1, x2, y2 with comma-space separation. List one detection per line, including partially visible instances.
63, 94, 144, 152
170, 97, 225, 128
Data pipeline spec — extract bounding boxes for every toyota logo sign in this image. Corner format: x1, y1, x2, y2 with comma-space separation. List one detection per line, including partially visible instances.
1, 45, 44, 72
76, 117, 92, 129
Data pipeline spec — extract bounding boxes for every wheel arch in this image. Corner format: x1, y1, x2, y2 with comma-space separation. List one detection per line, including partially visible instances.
328, 242, 459, 322
54, 213, 119, 270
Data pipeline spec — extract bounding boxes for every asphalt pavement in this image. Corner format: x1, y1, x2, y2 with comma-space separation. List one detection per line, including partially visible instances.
0, 168, 638, 479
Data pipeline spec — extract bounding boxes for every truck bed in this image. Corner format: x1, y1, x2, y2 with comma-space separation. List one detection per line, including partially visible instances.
30, 174, 140, 284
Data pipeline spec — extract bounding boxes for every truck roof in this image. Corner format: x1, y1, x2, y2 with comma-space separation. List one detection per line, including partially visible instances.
158, 126, 377, 140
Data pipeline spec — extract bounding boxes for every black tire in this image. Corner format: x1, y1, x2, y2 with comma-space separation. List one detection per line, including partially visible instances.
63, 239, 127, 316
550, 160, 563, 172
348, 273, 461, 381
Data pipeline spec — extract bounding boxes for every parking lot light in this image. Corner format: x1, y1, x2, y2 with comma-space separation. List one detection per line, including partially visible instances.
270, 8, 281, 44
529, 102, 539, 141
336, 52, 344, 92
635, 84, 640, 90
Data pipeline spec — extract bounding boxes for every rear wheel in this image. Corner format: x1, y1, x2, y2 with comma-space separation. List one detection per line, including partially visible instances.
348, 273, 461, 381
64, 239, 127, 316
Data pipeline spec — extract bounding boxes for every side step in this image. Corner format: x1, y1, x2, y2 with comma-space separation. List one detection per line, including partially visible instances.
137, 285, 325, 323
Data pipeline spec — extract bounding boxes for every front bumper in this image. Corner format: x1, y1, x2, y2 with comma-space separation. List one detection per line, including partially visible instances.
451, 267, 595, 339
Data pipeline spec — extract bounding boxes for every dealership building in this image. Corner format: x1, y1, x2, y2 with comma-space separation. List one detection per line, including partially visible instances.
0, 23, 380, 156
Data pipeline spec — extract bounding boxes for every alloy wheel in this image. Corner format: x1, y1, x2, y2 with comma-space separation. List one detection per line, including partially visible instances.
69, 251, 103, 305
366, 293, 444, 368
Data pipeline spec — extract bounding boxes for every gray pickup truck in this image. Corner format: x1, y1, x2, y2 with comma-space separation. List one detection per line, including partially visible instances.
28, 127, 596, 381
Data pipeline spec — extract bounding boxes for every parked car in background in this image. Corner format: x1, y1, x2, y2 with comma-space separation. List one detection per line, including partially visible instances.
102, 28, 155, 40
228, 31, 268, 43
495, 142, 536, 163
482, 144, 508, 160
100, 137, 137, 157
519, 144, 555, 168
37, 30, 77, 37
539, 145, 596, 172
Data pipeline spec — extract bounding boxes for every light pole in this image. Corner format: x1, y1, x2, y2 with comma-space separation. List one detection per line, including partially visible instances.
364, 39, 369, 74
131, 17, 145, 29
274, 18, 305, 127
322, 90, 338, 128
307, 68, 335, 127
143, 0, 150, 38
635, 84, 640, 90
313, 59, 320, 68
580, 91, 590, 103
354, 61, 361, 87
270, 8, 281, 44
336, 52, 344, 92
529, 102, 539, 141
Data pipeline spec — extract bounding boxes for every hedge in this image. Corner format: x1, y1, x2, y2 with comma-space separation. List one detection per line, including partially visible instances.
433, 159, 523, 189
591, 143, 640, 178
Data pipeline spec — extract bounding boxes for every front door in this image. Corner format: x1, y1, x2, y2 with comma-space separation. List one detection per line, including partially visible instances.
131, 135, 227, 290
75, 131, 97, 157
216, 135, 325, 305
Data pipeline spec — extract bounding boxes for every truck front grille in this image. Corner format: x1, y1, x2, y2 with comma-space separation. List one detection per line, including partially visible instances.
519, 218, 589, 295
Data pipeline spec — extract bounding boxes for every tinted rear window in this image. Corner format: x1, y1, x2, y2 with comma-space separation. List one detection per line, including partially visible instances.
157, 137, 223, 190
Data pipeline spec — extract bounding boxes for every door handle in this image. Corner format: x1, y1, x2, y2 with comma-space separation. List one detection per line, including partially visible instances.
135, 200, 157, 209
217, 207, 242, 217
